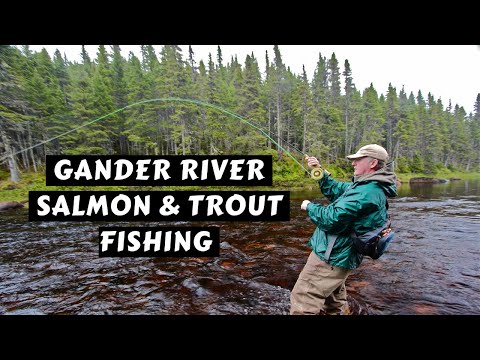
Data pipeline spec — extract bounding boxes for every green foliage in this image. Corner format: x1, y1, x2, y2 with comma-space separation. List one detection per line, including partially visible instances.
0, 168, 10, 181
396, 156, 410, 173
423, 156, 437, 175
325, 163, 349, 179
63, 146, 109, 155
409, 152, 424, 173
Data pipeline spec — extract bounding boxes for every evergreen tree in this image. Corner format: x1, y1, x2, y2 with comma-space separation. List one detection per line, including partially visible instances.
342, 59, 355, 156
28, 48, 68, 155
87, 45, 115, 154
385, 83, 399, 156
327, 53, 341, 106
158, 45, 191, 154
67, 50, 95, 154
450, 105, 471, 169
188, 45, 197, 82
291, 65, 315, 155
139, 45, 163, 153
270, 45, 288, 155
264, 50, 274, 149
424, 93, 444, 173
80, 45, 92, 69
110, 45, 128, 154
415, 90, 428, 159
123, 51, 149, 155
469, 94, 480, 169
0, 46, 36, 181
309, 52, 330, 159
394, 86, 416, 168
52, 49, 71, 107
193, 59, 210, 154
216, 45, 223, 69
360, 83, 385, 145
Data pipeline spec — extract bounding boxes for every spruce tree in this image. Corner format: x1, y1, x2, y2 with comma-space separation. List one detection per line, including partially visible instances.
360, 83, 384, 145
86, 45, 115, 154
236, 53, 268, 153
110, 45, 128, 154
0, 46, 36, 181
470, 94, 480, 169
28, 48, 68, 155
385, 83, 399, 156
342, 59, 356, 156
327, 53, 341, 106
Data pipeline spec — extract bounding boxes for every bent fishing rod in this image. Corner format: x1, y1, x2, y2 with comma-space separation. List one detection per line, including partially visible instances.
0, 97, 327, 179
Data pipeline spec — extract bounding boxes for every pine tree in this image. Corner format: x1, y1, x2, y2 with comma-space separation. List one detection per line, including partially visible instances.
360, 83, 385, 145
0, 46, 36, 181
450, 104, 471, 170
80, 45, 92, 70
394, 86, 416, 168
264, 50, 274, 149
343, 59, 355, 156
423, 93, 444, 172
188, 45, 197, 82
123, 51, 149, 155
138, 45, 163, 154
328, 53, 341, 106
110, 45, 128, 154
309, 52, 329, 159
158, 45, 190, 154
52, 49, 71, 107
84, 45, 115, 154
27, 48, 68, 155
469, 94, 480, 169
291, 65, 315, 155
235, 53, 268, 153
385, 83, 399, 156
193, 59, 210, 154
271, 45, 288, 155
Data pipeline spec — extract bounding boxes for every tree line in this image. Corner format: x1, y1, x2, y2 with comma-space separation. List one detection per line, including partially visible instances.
1, 45, 479, 182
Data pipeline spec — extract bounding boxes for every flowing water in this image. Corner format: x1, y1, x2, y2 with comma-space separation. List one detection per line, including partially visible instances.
1, 179, 479, 315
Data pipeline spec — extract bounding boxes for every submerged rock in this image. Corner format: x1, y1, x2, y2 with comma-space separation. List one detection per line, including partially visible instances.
5, 308, 45, 315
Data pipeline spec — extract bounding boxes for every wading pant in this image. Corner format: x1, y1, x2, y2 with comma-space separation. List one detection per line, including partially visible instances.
290, 251, 352, 315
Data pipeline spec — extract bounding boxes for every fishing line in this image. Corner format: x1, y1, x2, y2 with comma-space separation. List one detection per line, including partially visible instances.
0, 98, 310, 173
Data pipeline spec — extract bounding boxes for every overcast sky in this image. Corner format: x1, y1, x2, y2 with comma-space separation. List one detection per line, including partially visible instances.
27, 45, 480, 114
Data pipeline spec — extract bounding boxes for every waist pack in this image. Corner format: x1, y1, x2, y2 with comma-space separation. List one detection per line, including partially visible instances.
324, 218, 395, 262
350, 218, 395, 259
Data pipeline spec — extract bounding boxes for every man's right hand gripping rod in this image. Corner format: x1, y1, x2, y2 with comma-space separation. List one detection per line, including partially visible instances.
304, 154, 331, 180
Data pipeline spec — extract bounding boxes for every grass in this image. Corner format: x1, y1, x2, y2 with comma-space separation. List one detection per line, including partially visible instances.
0, 171, 309, 204
396, 170, 480, 183
1, 169, 479, 204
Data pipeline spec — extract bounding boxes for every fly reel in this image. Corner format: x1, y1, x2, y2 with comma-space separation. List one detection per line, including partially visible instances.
310, 165, 325, 180
304, 155, 330, 180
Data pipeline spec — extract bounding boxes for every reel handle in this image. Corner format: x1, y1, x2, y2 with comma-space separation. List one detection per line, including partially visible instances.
304, 155, 330, 180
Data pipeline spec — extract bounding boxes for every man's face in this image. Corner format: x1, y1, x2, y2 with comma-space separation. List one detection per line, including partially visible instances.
352, 157, 377, 176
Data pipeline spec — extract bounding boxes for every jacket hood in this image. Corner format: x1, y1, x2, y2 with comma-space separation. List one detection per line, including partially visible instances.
353, 161, 397, 197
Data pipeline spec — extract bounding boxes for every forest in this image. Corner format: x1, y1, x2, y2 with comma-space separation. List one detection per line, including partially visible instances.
1, 45, 480, 184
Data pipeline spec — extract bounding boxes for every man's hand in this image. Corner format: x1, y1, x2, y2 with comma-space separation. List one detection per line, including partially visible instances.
305, 156, 320, 168
301, 200, 311, 210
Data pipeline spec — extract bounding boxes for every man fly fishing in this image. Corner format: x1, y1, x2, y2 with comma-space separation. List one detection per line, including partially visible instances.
290, 144, 398, 315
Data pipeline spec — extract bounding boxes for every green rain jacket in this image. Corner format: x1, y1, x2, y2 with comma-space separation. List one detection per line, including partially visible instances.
306, 164, 397, 269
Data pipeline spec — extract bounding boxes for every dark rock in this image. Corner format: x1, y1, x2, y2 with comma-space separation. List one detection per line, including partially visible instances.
409, 177, 449, 184
0, 201, 25, 211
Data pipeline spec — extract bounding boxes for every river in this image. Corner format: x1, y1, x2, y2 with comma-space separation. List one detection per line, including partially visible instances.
1, 179, 479, 315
